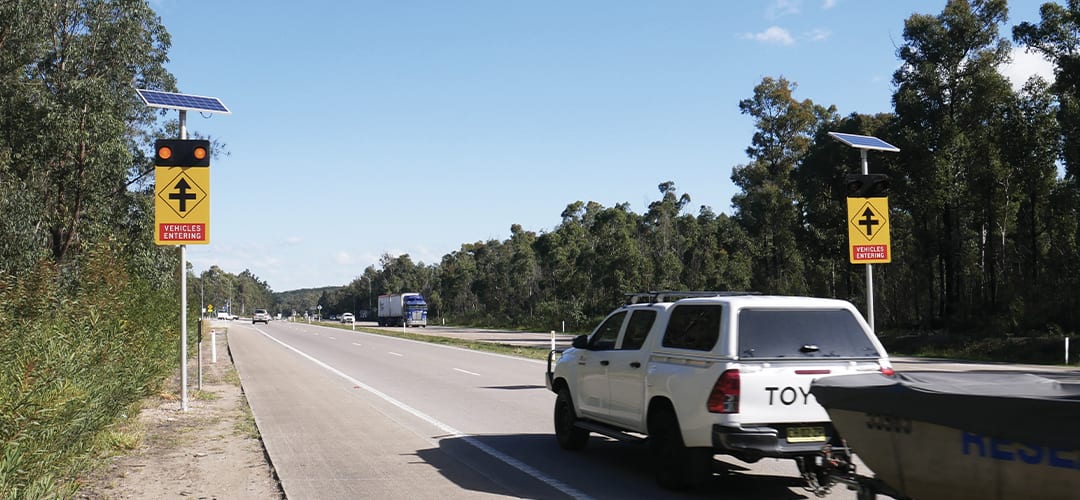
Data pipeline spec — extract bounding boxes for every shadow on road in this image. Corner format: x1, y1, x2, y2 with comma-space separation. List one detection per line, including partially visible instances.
416, 433, 816, 499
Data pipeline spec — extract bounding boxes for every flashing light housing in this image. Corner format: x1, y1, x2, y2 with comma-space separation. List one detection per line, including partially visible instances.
154, 139, 210, 166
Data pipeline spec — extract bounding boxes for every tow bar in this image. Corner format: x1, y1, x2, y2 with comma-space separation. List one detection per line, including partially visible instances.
799, 443, 909, 500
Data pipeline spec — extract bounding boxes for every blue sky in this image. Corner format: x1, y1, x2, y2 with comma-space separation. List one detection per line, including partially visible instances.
153, 0, 1054, 292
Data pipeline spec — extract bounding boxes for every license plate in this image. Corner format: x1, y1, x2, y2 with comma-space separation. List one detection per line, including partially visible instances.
786, 426, 826, 443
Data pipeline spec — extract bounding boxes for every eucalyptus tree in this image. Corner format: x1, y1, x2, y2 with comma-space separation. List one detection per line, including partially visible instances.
465, 240, 513, 322
644, 181, 690, 289
437, 246, 480, 318
0, 0, 176, 276
585, 202, 648, 306
679, 206, 753, 293
506, 224, 542, 320
732, 76, 836, 295
1014, 0, 1080, 178
377, 253, 429, 294
236, 269, 274, 313
892, 0, 1014, 328
1000, 77, 1062, 327
528, 201, 605, 329
1014, 0, 1080, 330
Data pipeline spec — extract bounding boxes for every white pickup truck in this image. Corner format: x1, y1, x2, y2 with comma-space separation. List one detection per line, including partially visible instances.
545, 291, 893, 490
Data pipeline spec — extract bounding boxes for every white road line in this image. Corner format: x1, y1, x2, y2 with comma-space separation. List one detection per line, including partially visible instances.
351, 343, 362, 347
453, 368, 481, 376
388, 351, 404, 357
253, 330, 591, 500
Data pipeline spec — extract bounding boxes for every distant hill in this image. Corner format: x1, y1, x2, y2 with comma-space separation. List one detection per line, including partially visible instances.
273, 286, 343, 317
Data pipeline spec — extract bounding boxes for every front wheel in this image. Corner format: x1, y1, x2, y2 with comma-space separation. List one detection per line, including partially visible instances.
554, 388, 589, 450
648, 407, 712, 490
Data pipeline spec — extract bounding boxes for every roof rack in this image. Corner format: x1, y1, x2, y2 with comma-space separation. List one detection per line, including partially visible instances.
624, 290, 760, 304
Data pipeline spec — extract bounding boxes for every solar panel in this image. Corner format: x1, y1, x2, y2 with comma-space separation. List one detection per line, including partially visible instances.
828, 132, 899, 152
137, 89, 231, 114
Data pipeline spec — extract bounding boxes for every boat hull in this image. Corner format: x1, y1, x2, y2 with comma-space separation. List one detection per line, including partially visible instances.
828, 408, 1080, 500
811, 371, 1080, 500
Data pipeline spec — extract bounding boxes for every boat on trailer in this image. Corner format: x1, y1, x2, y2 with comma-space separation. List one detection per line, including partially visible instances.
809, 370, 1080, 500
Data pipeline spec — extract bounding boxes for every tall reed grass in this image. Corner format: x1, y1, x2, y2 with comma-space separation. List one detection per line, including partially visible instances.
0, 245, 180, 498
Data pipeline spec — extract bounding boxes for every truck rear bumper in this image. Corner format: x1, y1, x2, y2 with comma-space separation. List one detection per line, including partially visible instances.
712, 423, 838, 459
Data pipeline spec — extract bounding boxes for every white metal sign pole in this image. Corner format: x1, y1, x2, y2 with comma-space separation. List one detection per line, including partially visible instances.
861, 148, 874, 333
179, 109, 189, 412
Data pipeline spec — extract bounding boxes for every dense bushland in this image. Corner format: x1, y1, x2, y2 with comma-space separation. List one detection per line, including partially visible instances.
0, 244, 180, 497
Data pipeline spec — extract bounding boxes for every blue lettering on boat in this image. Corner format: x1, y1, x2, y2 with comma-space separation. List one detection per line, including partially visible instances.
962, 432, 1079, 470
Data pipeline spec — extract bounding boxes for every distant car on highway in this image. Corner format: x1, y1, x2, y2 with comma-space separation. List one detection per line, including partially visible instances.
341, 313, 355, 323
216, 312, 230, 321
252, 309, 271, 324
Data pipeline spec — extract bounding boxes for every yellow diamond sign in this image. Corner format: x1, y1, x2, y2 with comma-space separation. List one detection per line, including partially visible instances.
847, 197, 890, 264
154, 166, 210, 245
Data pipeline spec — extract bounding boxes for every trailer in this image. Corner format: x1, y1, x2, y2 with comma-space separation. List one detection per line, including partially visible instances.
377, 293, 428, 327
809, 371, 1080, 500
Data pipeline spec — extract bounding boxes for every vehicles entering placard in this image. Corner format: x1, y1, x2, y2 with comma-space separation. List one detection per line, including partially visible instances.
377, 293, 428, 327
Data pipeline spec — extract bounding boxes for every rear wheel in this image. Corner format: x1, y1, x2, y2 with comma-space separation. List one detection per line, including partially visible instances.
554, 388, 589, 450
648, 407, 712, 490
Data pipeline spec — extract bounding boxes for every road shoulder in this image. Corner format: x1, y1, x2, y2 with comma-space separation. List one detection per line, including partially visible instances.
77, 326, 282, 499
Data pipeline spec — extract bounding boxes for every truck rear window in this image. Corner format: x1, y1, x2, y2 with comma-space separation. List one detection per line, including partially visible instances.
738, 309, 880, 359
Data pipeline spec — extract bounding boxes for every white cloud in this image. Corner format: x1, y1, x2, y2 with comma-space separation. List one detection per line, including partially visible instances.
335, 251, 353, 265
745, 26, 796, 46
822, 0, 838, 9
284, 236, 303, 245
767, 0, 802, 19
1001, 47, 1055, 91
806, 28, 832, 41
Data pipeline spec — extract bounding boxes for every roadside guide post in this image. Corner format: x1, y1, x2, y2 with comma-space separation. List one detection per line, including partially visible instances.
138, 89, 230, 411
197, 320, 202, 391
828, 132, 900, 333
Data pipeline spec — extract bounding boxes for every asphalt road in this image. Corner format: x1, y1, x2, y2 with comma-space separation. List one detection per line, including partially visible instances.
228, 320, 867, 499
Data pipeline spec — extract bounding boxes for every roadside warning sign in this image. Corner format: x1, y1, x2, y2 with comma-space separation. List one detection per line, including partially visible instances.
153, 139, 210, 245
847, 197, 890, 264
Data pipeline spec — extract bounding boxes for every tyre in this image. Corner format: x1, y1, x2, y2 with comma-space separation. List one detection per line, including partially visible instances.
648, 407, 712, 490
554, 387, 589, 450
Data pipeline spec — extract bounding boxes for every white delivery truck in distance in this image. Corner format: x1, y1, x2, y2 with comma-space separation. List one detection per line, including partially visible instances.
377, 293, 428, 327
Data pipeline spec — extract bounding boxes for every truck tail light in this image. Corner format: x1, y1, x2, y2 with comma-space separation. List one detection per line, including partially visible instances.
880, 366, 895, 376
707, 369, 740, 414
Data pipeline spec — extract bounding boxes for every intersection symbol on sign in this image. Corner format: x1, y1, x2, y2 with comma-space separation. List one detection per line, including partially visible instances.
169, 178, 197, 212
157, 171, 207, 218
850, 201, 886, 241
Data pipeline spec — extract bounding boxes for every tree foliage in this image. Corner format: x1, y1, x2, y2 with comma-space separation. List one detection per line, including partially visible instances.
0, 0, 177, 277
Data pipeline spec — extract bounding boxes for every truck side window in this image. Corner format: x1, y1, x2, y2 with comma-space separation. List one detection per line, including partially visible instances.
589, 311, 626, 350
620, 310, 657, 350
662, 305, 722, 351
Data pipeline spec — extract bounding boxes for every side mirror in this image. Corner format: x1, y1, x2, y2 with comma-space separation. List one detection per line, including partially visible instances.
572, 334, 589, 349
